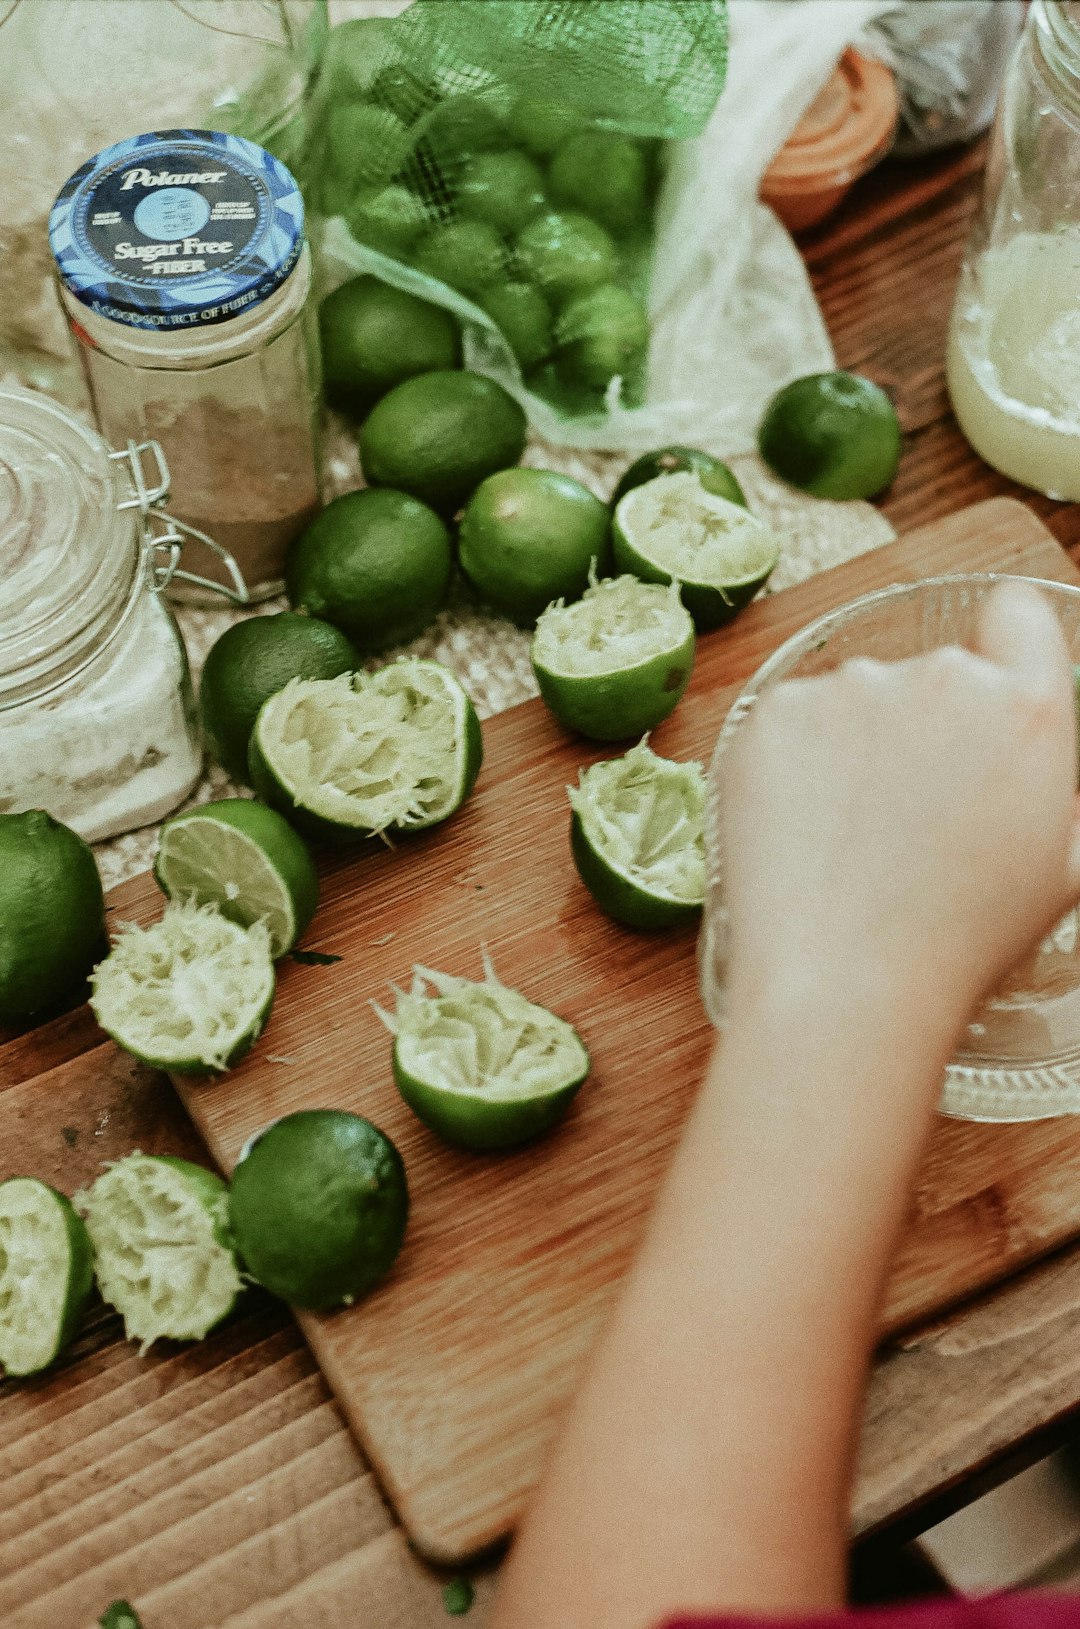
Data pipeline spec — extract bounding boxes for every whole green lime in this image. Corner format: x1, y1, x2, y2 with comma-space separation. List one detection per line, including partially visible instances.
426, 95, 507, 158
371, 62, 435, 125
359, 370, 527, 514
345, 185, 430, 259
554, 283, 649, 389
548, 131, 650, 236
758, 372, 901, 500
457, 150, 546, 234
515, 211, 618, 302
319, 277, 461, 416
414, 219, 506, 297
505, 96, 582, 158
458, 467, 611, 623
323, 104, 410, 213
611, 446, 747, 509
286, 488, 451, 652
328, 17, 396, 97
199, 612, 356, 783
0, 810, 105, 1021
476, 281, 552, 369
228, 1110, 409, 1310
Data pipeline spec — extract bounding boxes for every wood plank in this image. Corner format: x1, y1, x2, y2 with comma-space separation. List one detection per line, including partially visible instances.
87, 497, 1080, 1564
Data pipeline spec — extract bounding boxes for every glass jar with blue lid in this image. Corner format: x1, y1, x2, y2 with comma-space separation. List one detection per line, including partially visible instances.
49, 128, 322, 603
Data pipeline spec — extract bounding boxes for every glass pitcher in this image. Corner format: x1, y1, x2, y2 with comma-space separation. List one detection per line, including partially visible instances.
947, 0, 1080, 501
0, 0, 327, 401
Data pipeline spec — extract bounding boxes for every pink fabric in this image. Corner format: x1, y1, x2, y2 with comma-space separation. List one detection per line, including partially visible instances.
662, 1597, 1080, 1629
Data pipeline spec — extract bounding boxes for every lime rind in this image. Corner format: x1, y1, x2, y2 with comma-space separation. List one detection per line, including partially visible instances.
532, 575, 695, 740
569, 740, 706, 930
375, 955, 589, 1150
89, 901, 275, 1074
250, 660, 482, 842
0, 1177, 94, 1377
78, 1154, 242, 1349
613, 472, 780, 629
154, 801, 318, 959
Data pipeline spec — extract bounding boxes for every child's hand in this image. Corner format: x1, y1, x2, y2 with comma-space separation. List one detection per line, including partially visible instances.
719, 580, 1080, 1047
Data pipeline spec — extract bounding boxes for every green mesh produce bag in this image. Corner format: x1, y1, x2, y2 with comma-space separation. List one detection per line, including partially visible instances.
307, 0, 728, 446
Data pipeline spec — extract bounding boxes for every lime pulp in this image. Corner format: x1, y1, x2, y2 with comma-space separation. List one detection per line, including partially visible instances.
0, 1177, 94, 1377
376, 957, 589, 1150
569, 740, 707, 930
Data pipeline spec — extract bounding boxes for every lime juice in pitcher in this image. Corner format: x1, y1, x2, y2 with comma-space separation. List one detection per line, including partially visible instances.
946, 1, 1080, 500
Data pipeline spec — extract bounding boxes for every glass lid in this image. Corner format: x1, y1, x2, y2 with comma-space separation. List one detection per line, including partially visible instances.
0, 385, 140, 708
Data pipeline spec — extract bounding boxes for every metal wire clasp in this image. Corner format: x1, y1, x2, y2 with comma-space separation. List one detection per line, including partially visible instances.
109, 439, 251, 606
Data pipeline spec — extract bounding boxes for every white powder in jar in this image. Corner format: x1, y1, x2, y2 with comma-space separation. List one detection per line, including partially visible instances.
0, 586, 202, 843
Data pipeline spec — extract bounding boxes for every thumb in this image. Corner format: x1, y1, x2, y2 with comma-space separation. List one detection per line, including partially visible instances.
975, 579, 1071, 698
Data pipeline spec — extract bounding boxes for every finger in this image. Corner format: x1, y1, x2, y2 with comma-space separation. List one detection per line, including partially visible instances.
975, 580, 1072, 697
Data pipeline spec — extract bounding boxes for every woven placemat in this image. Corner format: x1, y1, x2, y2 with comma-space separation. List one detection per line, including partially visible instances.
94, 418, 894, 890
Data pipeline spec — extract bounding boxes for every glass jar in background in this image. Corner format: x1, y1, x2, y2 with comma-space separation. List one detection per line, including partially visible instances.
0, 0, 326, 402
49, 129, 323, 604
946, 0, 1080, 500
0, 385, 216, 842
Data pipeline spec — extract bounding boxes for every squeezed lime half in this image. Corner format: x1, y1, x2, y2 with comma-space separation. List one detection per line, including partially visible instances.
569, 740, 706, 930
79, 1154, 243, 1348
532, 574, 694, 741
0, 1177, 94, 1377
376, 956, 589, 1150
612, 472, 780, 630
89, 901, 276, 1074
249, 659, 483, 844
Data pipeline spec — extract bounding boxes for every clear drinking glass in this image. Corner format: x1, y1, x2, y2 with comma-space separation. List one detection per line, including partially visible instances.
700, 574, 1080, 1124
947, 0, 1080, 501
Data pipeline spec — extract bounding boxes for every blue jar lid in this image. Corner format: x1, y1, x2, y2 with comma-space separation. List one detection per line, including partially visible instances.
49, 128, 305, 333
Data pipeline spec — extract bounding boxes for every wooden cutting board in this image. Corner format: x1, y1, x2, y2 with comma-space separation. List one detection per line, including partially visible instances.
33, 496, 1080, 1566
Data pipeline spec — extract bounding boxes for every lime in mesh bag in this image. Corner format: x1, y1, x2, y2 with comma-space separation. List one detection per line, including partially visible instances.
307, 0, 728, 449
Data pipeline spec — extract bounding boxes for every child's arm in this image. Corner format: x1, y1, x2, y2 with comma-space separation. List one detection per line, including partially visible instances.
492, 582, 1080, 1629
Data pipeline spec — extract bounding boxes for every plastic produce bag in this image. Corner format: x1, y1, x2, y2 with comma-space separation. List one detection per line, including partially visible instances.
308, 0, 729, 448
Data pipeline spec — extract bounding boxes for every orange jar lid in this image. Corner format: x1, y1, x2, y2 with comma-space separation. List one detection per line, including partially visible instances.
763, 48, 899, 199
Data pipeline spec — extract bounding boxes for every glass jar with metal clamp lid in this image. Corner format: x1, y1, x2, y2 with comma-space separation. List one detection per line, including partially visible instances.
0, 384, 247, 842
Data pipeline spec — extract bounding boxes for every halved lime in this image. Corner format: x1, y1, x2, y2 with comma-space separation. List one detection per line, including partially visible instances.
757, 371, 901, 500
79, 1154, 242, 1348
612, 472, 780, 630
228, 1110, 409, 1311
0, 1177, 94, 1377
532, 575, 694, 740
249, 659, 483, 844
154, 799, 319, 959
89, 901, 276, 1074
611, 446, 747, 510
568, 740, 706, 930
375, 957, 589, 1150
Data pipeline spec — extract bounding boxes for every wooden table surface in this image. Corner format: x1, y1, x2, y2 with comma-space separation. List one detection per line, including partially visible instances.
9, 139, 1080, 1627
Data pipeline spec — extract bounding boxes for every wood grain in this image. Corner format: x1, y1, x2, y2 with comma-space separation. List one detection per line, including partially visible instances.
11, 137, 1080, 1624
74, 497, 1080, 1564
